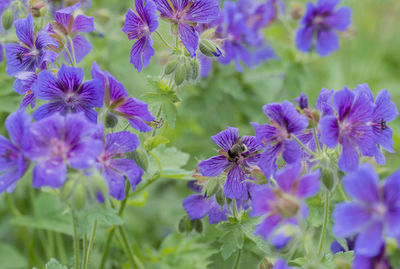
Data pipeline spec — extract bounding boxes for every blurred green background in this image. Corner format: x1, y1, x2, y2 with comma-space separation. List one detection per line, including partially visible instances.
1, 0, 400, 268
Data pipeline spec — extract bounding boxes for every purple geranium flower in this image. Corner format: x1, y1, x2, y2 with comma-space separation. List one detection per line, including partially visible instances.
13, 71, 37, 108
353, 245, 391, 269
359, 85, 398, 165
296, 0, 351, 56
96, 128, 143, 200
198, 127, 261, 200
320, 86, 376, 172
251, 101, 309, 178
333, 164, 400, 257
0, 110, 31, 193
52, 2, 95, 63
32, 64, 103, 123
272, 259, 294, 269
154, 0, 220, 57
251, 162, 320, 241
5, 14, 56, 76
122, 0, 159, 71
28, 113, 102, 188
91, 62, 155, 132
315, 88, 334, 116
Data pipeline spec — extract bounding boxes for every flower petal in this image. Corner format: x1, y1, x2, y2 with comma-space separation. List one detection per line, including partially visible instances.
72, 15, 95, 32
316, 29, 339, 57
178, 23, 198, 57
32, 160, 67, 188
211, 126, 239, 152
338, 137, 359, 172
333, 202, 370, 237
182, 194, 211, 220
223, 165, 248, 199
297, 170, 320, 198
14, 14, 34, 47
198, 155, 230, 177
354, 221, 384, 257
343, 163, 379, 203
254, 213, 281, 239
295, 25, 313, 53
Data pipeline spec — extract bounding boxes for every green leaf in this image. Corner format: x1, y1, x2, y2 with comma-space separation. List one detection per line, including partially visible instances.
0, 243, 27, 269
144, 135, 170, 151
44, 258, 69, 269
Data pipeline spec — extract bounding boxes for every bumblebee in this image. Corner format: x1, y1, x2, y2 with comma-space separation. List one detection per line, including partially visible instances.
16, 51, 24, 63
380, 119, 387, 132
227, 138, 248, 162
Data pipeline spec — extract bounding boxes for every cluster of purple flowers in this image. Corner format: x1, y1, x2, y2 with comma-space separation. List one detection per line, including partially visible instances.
0, 4, 155, 202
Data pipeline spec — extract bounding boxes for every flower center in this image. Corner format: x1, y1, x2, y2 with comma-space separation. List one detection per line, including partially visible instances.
64, 92, 78, 107
50, 138, 69, 158
372, 203, 387, 217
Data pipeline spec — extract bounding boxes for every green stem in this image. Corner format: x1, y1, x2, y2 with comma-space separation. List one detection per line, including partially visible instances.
154, 31, 174, 50
118, 227, 139, 269
129, 174, 160, 198
100, 184, 131, 269
338, 183, 348, 201
56, 233, 67, 265
312, 127, 322, 153
292, 135, 317, 157
231, 199, 238, 220
84, 220, 97, 269
318, 190, 329, 256
72, 213, 80, 269
67, 36, 77, 66
65, 45, 75, 67
149, 151, 162, 172
151, 105, 163, 137
232, 248, 242, 269
82, 235, 87, 269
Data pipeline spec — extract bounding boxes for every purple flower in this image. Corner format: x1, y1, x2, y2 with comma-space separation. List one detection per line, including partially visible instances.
251, 101, 309, 178
272, 259, 294, 269
0, 110, 31, 193
295, 92, 308, 110
198, 127, 261, 200
353, 245, 392, 269
32, 64, 103, 123
13, 71, 37, 108
315, 88, 334, 116
5, 14, 56, 76
251, 162, 320, 241
296, 0, 352, 56
320, 86, 376, 172
91, 62, 155, 132
154, 0, 220, 57
96, 128, 143, 200
361, 85, 398, 165
333, 164, 400, 257
183, 194, 228, 224
122, 0, 158, 71
28, 113, 102, 188
53, 2, 95, 63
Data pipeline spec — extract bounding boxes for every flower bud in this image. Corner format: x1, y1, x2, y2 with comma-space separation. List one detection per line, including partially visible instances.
2, 8, 14, 31
204, 179, 218, 197
105, 112, 118, 128
91, 172, 108, 199
174, 62, 186, 86
190, 59, 199, 80
60, 179, 76, 201
320, 156, 339, 191
184, 58, 193, 80
215, 189, 225, 207
130, 149, 148, 171
193, 219, 203, 233
178, 215, 187, 233
29, 0, 47, 18
72, 182, 86, 211
290, 2, 304, 20
199, 39, 222, 58
164, 58, 178, 75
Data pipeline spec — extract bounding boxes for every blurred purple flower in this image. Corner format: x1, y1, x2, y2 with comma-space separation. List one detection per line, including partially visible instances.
96, 128, 143, 200
0, 110, 31, 193
315, 88, 334, 116
154, 0, 220, 57
183, 194, 228, 224
28, 113, 102, 188
251, 101, 308, 178
353, 245, 392, 269
53, 2, 95, 63
320, 86, 376, 172
333, 164, 400, 257
296, 0, 352, 56
32, 64, 103, 122
13, 71, 37, 108
0, 42, 3, 62
5, 14, 56, 76
91, 62, 155, 132
295, 92, 308, 110
198, 127, 261, 200
251, 162, 320, 241
122, 0, 158, 71
272, 259, 294, 269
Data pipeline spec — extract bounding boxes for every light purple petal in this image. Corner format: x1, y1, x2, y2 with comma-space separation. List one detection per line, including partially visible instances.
343, 163, 379, 203
316, 29, 339, 56
55, 2, 81, 27
5, 110, 31, 149
185, 0, 220, 23
14, 14, 34, 47
211, 127, 239, 152
295, 25, 313, 53
329, 6, 352, 31
103, 167, 126, 200
257, 143, 281, 178
282, 139, 302, 164
68, 138, 102, 170
183, 194, 211, 220
320, 115, 339, 148
178, 23, 198, 57
333, 202, 371, 237
254, 213, 281, 239
275, 162, 302, 193
223, 165, 248, 199
66, 35, 92, 63
129, 36, 155, 72
338, 137, 359, 172
354, 221, 384, 257
72, 15, 95, 32
79, 79, 104, 107
111, 158, 143, 191
32, 160, 67, 188
105, 131, 140, 155
250, 185, 275, 217
198, 155, 230, 177
297, 170, 320, 198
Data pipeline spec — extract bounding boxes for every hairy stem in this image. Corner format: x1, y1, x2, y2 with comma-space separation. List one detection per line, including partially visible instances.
84, 220, 97, 269
292, 135, 317, 157
72, 213, 80, 269
318, 190, 329, 256
232, 248, 242, 269
154, 31, 174, 50
312, 127, 322, 153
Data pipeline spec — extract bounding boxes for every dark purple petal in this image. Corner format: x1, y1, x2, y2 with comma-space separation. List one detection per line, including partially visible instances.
251, 122, 277, 146
297, 170, 320, 198
241, 136, 262, 154
138, 0, 159, 32
183, 194, 211, 220
254, 213, 281, 239
333, 202, 371, 237
316, 88, 334, 116
343, 163, 379, 203
55, 2, 81, 27
154, 0, 174, 18
282, 139, 302, 164
33, 102, 66, 120
338, 137, 359, 172
295, 25, 313, 53
178, 23, 198, 57
354, 221, 384, 257
198, 155, 230, 177
79, 79, 104, 107
35, 29, 57, 49
105, 131, 140, 155
257, 143, 281, 178
333, 87, 354, 121
223, 165, 248, 199
72, 15, 95, 32
111, 158, 143, 191
129, 36, 155, 72
316, 29, 339, 56
320, 115, 339, 148
185, 0, 220, 23
32, 70, 63, 100
122, 8, 145, 40
352, 255, 372, 269
208, 201, 228, 224
211, 127, 239, 152
117, 96, 154, 121
66, 35, 92, 63
5, 44, 36, 76
58, 64, 84, 91
331, 240, 346, 254
32, 160, 67, 188
14, 14, 34, 47
295, 92, 308, 109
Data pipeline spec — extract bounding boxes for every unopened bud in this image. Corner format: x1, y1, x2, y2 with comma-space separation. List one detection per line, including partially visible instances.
204, 179, 218, 197
60, 179, 76, 201
178, 215, 187, 233
290, 2, 304, 20
193, 219, 203, 233
215, 189, 225, 207
164, 59, 178, 75
199, 39, 222, 58
2, 9, 14, 31
190, 59, 199, 80
105, 112, 118, 128
131, 149, 148, 171
72, 183, 86, 211
174, 62, 186, 86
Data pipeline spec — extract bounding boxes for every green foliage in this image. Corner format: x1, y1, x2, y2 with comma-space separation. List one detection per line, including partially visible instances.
0, 243, 27, 269
43, 258, 69, 269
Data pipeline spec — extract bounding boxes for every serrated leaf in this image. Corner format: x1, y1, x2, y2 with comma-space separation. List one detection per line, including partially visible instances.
44, 258, 69, 269
144, 135, 170, 151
